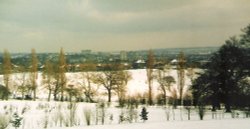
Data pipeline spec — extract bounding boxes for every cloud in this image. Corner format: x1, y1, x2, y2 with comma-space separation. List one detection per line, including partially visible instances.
0, 0, 250, 52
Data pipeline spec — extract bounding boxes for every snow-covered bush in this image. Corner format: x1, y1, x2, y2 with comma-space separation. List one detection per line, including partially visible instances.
84, 109, 92, 126
118, 111, 125, 124
68, 102, 78, 127
164, 106, 171, 121
52, 104, 64, 127
0, 113, 10, 129
127, 106, 138, 123
95, 102, 106, 125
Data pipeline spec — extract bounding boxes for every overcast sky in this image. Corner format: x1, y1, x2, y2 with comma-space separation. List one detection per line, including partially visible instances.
0, 0, 250, 52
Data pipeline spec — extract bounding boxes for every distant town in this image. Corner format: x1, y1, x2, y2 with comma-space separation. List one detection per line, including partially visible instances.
0, 47, 218, 72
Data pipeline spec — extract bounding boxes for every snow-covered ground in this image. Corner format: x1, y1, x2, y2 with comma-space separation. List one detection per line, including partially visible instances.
0, 69, 194, 100
51, 119, 250, 129
0, 69, 249, 129
0, 100, 249, 129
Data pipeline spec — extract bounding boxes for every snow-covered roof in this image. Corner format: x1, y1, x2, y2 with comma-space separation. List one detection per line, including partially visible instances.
135, 59, 145, 64
171, 59, 178, 63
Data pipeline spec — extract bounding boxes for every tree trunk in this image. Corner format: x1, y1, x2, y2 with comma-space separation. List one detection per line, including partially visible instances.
33, 89, 36, 101
22, 91, 24, 100
48, 89, 51, 102
5, 87, 9, 100
224, 90, 231, 112
69, 93, 72, 103
212, 105, 216, 112
148, 82, 153, 105
60, 82, 65, 102
225, 103, 231, 112
53, 88, 58, 101
108, 90, 111, 102
187, 108, 191, 120
61, 91, 64, 102
163, 90, 167, 105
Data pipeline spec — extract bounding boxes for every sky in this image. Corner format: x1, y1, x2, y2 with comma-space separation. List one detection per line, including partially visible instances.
0, 0, 250, 53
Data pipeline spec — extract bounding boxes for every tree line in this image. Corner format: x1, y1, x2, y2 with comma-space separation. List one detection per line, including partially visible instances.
0, 47, 132, 105
0, 46, 189, 108
192, 24, 250, 112
0, 48, 67, 101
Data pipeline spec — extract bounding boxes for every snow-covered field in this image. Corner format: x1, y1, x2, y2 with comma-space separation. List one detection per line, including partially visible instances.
51, 119, 250, 129
0, 69, 194, 100
0, 100, 249, 129
0, 69, 249, 129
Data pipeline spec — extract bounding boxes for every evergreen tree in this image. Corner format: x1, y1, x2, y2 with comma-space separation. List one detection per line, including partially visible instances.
140, 107, 148, 122
240, 24, 250, 48
192, 24, 250, 112
10, 113, 23, 129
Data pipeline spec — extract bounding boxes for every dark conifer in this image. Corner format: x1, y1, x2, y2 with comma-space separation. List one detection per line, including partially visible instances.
140, 107, 148, 122
10, 113, 23, 129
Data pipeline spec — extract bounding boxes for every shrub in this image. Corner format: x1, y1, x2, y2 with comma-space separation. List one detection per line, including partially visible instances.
10, 113, 23, 129
140, 107, 148, 122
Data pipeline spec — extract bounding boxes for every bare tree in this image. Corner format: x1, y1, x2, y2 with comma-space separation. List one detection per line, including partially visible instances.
93, 70, 115, 102
146, 50, 155, 105
2, 49, 12, 100
42, 59, 54, 101
92, 64, 129, 103
53, 65, 60, 101
177, 51, 186, 120
30, 48, 38, 101
78, 63, 98, 102
177, 52, 186, 105
14, 65, 28, 100
156, 69, 176, 105
156, 69, 166, 104
58, 48, 67, 101
114, 70, 132, 106
187, 66, 195, 83
186, 65, 195, 104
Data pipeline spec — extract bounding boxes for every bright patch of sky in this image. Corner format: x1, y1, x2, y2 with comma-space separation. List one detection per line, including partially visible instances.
0, 0, 250, 52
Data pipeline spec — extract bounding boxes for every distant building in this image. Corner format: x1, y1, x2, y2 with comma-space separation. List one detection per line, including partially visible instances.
81, 50, 92, 55
170, 59, 178, 65
120, 51, 127, 61
133, 59, 146, 69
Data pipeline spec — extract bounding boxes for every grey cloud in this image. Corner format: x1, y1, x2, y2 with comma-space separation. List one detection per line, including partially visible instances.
0, 0, 250, 52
